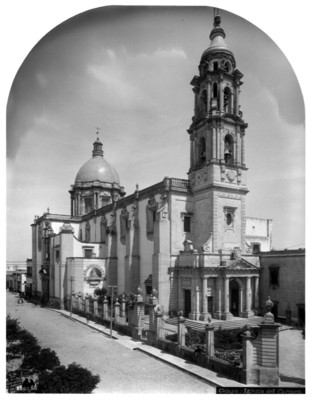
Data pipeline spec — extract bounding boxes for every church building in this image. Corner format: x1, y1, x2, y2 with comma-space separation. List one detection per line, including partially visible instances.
31, 14, 273, 320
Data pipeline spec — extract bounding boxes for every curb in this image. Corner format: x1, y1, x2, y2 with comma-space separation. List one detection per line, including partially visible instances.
57, 311, 119, 340
133, 347, 221, 388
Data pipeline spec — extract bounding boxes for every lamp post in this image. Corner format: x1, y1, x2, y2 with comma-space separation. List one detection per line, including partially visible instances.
108, 285, 117, 338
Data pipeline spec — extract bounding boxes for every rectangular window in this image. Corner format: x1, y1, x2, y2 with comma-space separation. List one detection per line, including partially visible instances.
269, 267, 279, 287
183, 216, 191, 233
252, 243, 261, 254
84, 249, 93, 258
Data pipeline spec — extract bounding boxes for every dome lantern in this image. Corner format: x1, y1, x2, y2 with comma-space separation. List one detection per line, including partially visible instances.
92, 137, 104, 157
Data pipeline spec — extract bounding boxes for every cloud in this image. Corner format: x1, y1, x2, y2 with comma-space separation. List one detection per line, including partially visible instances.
137, 47, 187, 60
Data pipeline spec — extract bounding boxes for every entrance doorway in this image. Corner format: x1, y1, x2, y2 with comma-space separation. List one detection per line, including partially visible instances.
184, 289, 191, 318
208, 296, 213, 314
229, 280, 239, 316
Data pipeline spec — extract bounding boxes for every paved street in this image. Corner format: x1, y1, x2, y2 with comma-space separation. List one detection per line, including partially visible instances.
6, 293, 214, 393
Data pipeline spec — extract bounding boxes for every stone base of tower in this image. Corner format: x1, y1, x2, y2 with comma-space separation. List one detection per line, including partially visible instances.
242, 310, 255, 318
221, 311, 234, 321
212, 311, 234, 320
199, 312, 212, 322
189, 311, 200, 321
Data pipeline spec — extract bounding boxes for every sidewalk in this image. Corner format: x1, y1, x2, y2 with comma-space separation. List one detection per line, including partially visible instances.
52, 308, 305, 389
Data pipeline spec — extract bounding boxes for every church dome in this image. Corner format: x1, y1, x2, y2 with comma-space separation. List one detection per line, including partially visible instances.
74, 138, 120, 184
75, 157, 120, 184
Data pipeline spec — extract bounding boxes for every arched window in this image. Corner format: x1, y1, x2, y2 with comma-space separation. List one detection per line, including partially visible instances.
201, 90, 207, 113
199, 137, 206, 164
224, 87, 232, 113
224, 134, 234, 164
212, 82, 218, 98
224, 61, 231, 73
213, 61, 218, 71
84, 196, 93, 214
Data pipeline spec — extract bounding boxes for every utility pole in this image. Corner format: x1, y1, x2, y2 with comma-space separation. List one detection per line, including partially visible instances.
69, 276, 75, 318
108, 285, 117, 338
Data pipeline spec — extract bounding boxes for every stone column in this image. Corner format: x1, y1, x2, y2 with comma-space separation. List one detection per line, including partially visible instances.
205, 324, 215, 357
257, 298, 281, 386
120, 295, 126, 318
219, 125, 224, 162
78, 292, 82, 312
212, 126, 217, 160
114, 301, 120, 324
241, 133, 246, 165
177, 316, 186, 348
239, 286, 244, 316
214, 277, 222, 320
132, 294, 145, 339
236, 131, 241, 165
152, 194, 170, 313
243, 277, 254, 318
93, 297, 99, 318
103, 296, 109, 320
242, 328, 254, 384
224, 277, 229, 314
190, 136, 194, 168
195, 285, 200, 320
219, 80, 224, 114
207, 79, 211, 114
233, 139, 237, 164
254, 276, 259, 311
193, 86, 199, 118
234, 83, 240, 115
85, 295, 90, 316
201, 276, 208, 321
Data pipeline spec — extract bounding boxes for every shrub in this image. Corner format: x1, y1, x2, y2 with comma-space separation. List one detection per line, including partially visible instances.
37, 362, 100, 393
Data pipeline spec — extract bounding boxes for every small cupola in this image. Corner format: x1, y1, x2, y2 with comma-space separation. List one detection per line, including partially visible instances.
92, 137, 104, 157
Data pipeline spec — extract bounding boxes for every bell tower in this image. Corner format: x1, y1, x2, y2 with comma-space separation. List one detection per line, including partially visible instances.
188, 12, 249, 253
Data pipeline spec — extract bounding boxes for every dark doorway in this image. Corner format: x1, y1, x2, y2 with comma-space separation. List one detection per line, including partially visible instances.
208, 296, 213, 314
229, 280, 239, 316
297, 304, 305, 327
271, 301, 279, 321
184, 289, 191, 318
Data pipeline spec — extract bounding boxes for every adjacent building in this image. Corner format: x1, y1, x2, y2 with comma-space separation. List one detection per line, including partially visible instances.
259, 249, 305, 325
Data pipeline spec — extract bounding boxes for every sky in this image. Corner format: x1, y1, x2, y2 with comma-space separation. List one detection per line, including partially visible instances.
4, 1, 306, 263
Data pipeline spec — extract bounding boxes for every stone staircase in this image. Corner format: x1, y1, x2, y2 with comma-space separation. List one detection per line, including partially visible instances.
165, 316, 265, 331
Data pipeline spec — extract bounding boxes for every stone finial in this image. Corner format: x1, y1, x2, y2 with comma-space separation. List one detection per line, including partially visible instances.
264, 296, 275, 323
265, 296, 274, 312
154, 304, 163, 316
183, 239, 194, 253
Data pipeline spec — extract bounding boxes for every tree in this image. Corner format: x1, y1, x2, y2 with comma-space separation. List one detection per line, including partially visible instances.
37, 362, 100, 393
6, 315, 40, 361
94, 287, 107, 299
22, 348, 61, 374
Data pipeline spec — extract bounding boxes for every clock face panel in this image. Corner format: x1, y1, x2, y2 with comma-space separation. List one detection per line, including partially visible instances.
226, 170, 236, 182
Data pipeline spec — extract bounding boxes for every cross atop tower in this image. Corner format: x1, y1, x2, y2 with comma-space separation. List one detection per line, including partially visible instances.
95, 126, 102, 139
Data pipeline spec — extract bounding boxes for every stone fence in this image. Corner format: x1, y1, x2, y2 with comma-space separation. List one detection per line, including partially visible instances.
69, 291, 280, 386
